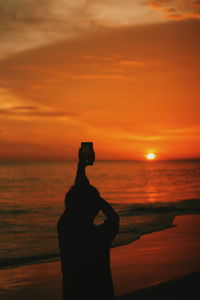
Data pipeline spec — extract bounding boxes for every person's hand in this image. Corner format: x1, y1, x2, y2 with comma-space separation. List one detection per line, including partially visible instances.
78, 147, 95, 166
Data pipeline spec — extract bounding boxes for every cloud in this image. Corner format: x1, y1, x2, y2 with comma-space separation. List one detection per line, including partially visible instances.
0, 0, 92, 59
61, 73, 135, 81
1, 1, 198, 60
77, 55, 162, 78
161, 126, 200, 134
119, 125, 200, 143
82, 55, 161, 68
0, 0, 165, 60
0, 105, 77, 118
119, 59, 161, 67
146, 0, 200, 20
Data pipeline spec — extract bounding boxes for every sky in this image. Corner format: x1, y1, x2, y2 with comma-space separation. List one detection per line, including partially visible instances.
0, 0, 200, 161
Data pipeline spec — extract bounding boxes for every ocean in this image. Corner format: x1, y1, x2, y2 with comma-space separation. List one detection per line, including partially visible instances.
0, 160, 200, 269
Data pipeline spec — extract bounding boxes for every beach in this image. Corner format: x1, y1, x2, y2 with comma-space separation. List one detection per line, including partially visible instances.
1, 214, 200, 300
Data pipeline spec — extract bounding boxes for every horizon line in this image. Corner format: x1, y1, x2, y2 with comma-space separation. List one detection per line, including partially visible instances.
0, 158, 200, 164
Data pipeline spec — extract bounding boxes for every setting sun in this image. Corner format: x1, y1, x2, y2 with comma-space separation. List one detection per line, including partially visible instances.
146, 153, 156, 160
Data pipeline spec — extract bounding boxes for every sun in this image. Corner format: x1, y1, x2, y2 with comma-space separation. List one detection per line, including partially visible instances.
146, 153, 156, 160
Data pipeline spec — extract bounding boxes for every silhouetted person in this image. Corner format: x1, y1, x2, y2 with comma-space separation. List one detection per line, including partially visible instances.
57, 148, 119, 300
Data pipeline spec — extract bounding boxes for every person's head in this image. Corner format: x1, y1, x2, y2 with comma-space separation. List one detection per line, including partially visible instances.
64, 184, 100, 224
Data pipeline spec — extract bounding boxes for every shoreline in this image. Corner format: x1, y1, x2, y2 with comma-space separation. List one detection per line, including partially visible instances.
1, 211, 198, 272
0, 214, 200, 299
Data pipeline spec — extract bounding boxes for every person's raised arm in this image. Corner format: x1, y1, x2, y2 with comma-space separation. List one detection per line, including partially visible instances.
74, 147, 91, 186
74, 160, 90, 186
98, 197, 120, 223
97, 196, 120, 243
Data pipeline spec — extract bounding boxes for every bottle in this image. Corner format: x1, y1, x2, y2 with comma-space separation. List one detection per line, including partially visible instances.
80, 142, 94, 165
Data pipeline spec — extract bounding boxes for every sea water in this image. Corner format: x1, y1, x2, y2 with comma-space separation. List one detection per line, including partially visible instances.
0, 160, 200, 269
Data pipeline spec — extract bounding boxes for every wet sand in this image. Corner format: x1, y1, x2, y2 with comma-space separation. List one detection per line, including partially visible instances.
1, 215, 200, 299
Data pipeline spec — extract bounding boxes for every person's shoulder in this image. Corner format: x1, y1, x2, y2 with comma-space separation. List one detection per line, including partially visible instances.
88, 185, 100, 193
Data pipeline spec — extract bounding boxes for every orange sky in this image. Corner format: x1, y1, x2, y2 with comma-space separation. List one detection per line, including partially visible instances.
0, 0, 199, 161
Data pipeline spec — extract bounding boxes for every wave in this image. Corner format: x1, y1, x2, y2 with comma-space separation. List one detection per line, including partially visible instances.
0, 209, 35, 215
1, 198, 199, 217
0, 177, 40, 190
115, 198, 200, 216
1, 198, 200, 270
0, 253, 59, 270
0, 217, 176, 269
0, 177, 40, 183
115, 218, 176, 248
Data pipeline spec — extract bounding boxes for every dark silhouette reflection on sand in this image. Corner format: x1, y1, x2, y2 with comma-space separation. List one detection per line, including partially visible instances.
57, 153, 119, 300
